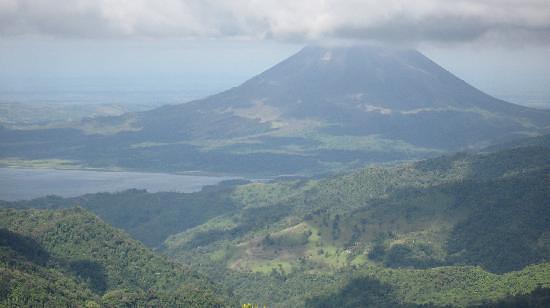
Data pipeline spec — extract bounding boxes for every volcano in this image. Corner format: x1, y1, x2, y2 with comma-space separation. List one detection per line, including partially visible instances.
2, 45, 549, 175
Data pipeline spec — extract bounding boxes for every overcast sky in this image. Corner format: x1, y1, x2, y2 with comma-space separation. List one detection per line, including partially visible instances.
1, 0, 549, 108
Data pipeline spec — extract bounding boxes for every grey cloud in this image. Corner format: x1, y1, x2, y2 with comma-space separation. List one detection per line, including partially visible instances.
1, 0, 550, 45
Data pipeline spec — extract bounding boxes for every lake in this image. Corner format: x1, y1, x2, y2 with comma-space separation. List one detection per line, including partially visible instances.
0, 168, 238, 201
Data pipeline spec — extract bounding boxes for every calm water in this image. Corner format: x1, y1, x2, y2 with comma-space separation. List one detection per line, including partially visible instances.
0, 168, 237, 201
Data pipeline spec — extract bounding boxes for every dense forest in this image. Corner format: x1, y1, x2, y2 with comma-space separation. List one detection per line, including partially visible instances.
0, 182, 244, 248
0, 207, 234, 307
1, 136, 550, 306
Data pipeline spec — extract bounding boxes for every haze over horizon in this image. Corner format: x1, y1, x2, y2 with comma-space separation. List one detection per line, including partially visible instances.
1, 0, 550, 108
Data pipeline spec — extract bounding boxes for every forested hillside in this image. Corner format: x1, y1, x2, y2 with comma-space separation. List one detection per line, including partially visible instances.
0, 207, 234, 307
1, 184, 243, 248
158, 145, 550, 305
2, 140, 550, 306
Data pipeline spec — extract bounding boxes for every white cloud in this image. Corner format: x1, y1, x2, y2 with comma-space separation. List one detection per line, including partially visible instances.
1, 0, 549, 45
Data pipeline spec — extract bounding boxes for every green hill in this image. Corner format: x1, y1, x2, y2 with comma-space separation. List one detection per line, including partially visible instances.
0, 207, 234, 307
1, 186, 240, 248
160, 145, 550, 306
2, 142, 549, 306
1, 227, 96, 307
305, 264, 550, 307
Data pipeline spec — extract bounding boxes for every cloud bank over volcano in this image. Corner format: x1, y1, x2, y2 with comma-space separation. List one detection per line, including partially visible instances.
2, 0, 550, 45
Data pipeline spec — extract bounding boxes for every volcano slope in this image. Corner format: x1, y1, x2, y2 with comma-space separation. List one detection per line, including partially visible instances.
1, 45, 549, 175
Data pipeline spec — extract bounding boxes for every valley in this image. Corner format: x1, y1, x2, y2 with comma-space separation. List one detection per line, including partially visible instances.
1, 42, 549, 307
2, 136, 549, 306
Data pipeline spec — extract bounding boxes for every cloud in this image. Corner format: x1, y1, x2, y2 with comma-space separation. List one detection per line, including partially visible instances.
1, 0, 550, 45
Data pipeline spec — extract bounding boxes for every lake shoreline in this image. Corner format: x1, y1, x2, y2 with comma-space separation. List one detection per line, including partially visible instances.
0, 167, 244, 201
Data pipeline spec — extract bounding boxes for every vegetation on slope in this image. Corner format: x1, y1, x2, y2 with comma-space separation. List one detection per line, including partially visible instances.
0, 184, 241, 248
161, 145, 550, 306
306, 264, 550, 307
0, 207, 233, 307
2, 139, 549, 306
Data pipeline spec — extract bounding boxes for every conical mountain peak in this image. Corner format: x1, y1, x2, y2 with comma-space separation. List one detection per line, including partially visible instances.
3, 44, 548, 175
200, 44, 523, 118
